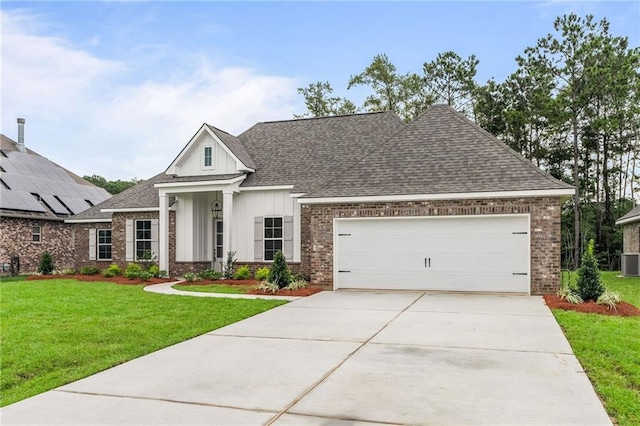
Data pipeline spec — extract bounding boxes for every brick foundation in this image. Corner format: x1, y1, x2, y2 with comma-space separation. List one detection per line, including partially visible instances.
302, 197, 563, 295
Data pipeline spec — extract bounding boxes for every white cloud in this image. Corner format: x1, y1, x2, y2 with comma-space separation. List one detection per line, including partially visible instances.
1, 9, 301, 180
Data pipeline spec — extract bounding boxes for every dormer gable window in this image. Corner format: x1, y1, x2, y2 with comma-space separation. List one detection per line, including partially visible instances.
204, 146, 213, 168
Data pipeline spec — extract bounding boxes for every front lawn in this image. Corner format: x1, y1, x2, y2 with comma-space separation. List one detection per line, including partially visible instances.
551, 271, 640, 426
0, 279, 286, 407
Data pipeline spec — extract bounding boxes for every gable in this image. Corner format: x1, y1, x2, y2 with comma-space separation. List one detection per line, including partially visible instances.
166, 126, 252, 177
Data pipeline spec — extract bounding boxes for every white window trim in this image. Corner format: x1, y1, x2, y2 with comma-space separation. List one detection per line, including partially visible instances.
264, 216, 284, 261
202, 145, 215, 170
32, 225, 42, 243
97, 229, 112, 261
135, 220, 152, 260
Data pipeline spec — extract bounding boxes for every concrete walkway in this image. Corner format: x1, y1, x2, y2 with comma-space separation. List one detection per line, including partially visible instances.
143, 281, 301, 301
1, 291, 611, 425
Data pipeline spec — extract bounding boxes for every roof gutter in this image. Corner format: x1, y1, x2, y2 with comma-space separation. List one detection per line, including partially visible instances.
616, 215, 640, 226
298, 188, 576, 204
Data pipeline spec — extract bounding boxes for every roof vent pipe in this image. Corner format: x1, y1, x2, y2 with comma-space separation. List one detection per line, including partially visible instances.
17, 118, 26, 153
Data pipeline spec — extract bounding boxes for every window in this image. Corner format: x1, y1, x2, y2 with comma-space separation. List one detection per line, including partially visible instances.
215, 221, 224, 259
136, 220, 152, 259
32, 225, 41, 243
264, 217, 283, 261
97, 229, 112, 260
204, 146, 213, 167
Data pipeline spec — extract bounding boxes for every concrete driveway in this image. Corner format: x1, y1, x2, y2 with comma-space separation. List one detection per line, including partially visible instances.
2, 291, 611, 425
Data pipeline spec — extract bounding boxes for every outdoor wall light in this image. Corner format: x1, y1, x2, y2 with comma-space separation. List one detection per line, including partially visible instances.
211, 200, 222, 219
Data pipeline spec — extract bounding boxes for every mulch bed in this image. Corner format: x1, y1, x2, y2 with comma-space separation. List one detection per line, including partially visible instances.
27, 274, 175, 286
543, 294, 640, 317
178, 279, 323, 297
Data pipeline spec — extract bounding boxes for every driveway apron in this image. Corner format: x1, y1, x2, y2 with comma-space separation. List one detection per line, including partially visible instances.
1, 291, 612, 425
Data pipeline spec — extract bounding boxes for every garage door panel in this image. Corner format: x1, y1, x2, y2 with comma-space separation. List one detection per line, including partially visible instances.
335, 216, 529, 293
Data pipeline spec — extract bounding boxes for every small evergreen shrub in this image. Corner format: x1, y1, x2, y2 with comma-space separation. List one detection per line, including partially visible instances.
234, 265, 251, 280
137, 270, 152, 281
254, 267, 270, 281
60, 268, 76, 275
576, 240, 605, 302
79, 266, 100, 275
38, 251, 55, 275
102, 264, 121, 277
148, 265, 161, 278
223, 251, 236, 279
198, 269, 222, 280
124, 263, 142, 279
269, 250, 290, 288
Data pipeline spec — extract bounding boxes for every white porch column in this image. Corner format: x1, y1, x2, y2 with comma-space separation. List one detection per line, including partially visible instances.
222, 190, 233, 261
159, 193, 170, 273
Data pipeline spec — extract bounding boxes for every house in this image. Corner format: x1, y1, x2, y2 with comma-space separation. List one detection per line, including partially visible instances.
68, 105, 574, 294
0, 119, 112, 273
616, 205, 640, 276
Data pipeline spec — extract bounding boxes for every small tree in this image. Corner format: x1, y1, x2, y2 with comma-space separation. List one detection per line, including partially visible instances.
269, 250, 290, 288
223, 251, 236, 279
576, 240, 605, 302
38, 251, 55, 275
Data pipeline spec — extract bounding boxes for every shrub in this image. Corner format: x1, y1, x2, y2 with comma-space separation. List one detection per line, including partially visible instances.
38, 251, 55, 275
198, 269, 222, 280
124, 263, 142, 279
269, 250, 290, 288
286, 279, 308, 290
596, 290, 621, 310
103, 263, 121, 277
183, 272, 200, 282
60, 268, 76, 275
234, 265, 251, 280
137, 270, 152, 281
254, 280, 280, 294
223, 251, 236, 279
576, 240, 605, 302
148, 265, 160, 278
557, 286, 583, 304
255, 267, 270, 281
79, 266, 100, 275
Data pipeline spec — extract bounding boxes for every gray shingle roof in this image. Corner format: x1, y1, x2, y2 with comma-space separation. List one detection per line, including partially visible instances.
617, 205, 640, 225
205, 125, 256, 170
303, 105, 573, 198
68, 173, 168, 221
238, 111, 406, 193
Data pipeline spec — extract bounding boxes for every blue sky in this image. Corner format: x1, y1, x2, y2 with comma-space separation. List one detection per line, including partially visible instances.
2, 1, 638, 180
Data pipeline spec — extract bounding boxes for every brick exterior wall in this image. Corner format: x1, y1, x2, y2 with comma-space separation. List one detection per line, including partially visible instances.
73, 222, 113, 271
301, 197, 563, 295
0, 216, 74, 273
623, 221, 640, 253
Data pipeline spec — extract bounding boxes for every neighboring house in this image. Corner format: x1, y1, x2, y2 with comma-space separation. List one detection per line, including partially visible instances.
0, 120, 112, 273
68, 105, 574, 294
616, 205, 640, 276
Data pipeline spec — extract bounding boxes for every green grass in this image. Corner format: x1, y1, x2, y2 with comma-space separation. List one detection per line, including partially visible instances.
173, 283, 254, 294
552, 271, 640, 426
0, 279, 286, 407
0, 275, 29, 283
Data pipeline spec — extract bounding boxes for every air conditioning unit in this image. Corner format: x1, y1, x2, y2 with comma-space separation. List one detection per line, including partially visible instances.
621, 253, 640, 277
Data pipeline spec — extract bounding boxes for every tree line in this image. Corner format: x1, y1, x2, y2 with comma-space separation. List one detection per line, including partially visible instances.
296, 13, 640, 271
84, 175, 144, 195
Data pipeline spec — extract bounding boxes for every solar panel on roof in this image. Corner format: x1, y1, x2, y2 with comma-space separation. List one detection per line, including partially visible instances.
58, 196, 88, 214
40, 194, 70, 215
0, 189, 46, 212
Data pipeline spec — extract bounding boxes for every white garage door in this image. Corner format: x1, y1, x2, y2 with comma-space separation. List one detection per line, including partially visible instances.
334, 215, 530, 293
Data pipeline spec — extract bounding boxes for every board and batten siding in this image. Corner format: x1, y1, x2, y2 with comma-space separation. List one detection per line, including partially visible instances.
174, 132, 238, 176
231, 190, 301, 263
174, 192, 215, 262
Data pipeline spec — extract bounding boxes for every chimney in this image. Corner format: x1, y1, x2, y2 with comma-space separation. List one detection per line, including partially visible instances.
17, 118, 26, 153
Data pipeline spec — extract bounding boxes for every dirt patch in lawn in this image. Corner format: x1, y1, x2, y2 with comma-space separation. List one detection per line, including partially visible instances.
27, 274, 175, 286
178, 279, 323, 297
543, 294, 640, 317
